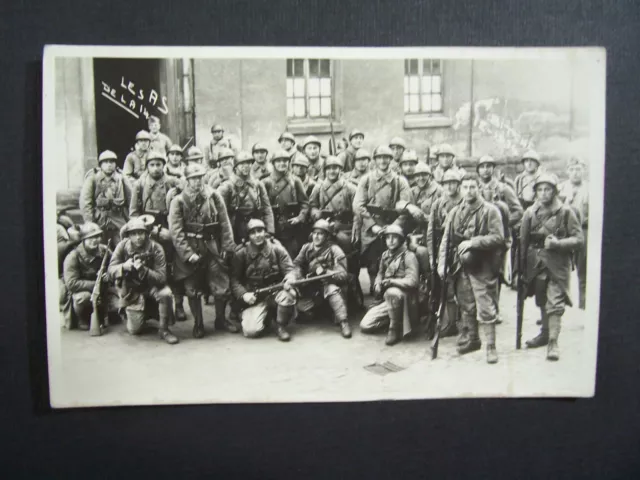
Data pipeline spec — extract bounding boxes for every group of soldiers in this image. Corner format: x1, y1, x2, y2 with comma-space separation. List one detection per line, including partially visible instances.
56, 116, 589, 364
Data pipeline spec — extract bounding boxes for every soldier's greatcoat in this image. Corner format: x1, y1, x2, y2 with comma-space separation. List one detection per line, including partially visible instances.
218, 174, 275, 240
129, 173, 180, 220
122, 150, 147, 182
426, 193, 463, 264
80, 170, 131, 233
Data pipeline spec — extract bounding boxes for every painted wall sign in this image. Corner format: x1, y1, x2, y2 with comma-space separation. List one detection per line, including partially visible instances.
100, 76, 169, 120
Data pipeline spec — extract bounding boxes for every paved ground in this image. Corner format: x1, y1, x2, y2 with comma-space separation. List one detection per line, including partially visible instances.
51, 271, 596, 407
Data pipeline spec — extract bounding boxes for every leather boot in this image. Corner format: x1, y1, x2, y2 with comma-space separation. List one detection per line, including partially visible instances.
158, 302, 179, 345
441, 302, 459, 338
457, 316, 481, 354
188, 296, 205, 339
214, 299, 240, 333
456, 308, 470, 347
546, 314, 561, 361
327, 293, 351, 339
385, 310, 402, 346
174, 295, 187, 322
483, 323, 498, 364
276, 305, 293, 342
526, 308, 548, 348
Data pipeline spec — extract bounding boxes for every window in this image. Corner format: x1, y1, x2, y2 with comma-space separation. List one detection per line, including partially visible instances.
286, 59, 333, 119
404, 59, 443, 114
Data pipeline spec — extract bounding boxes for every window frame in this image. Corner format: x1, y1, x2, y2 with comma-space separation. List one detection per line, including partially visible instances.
403, 58, 453, 129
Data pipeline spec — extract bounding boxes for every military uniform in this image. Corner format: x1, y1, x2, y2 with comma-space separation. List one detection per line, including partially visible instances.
164, 163, 185, 182
514, 150, 544, 209
343, 169, 367, 187
123, 150, 148, 183
149, 131, 172, 154
337, 144, 357, 173
251, 161, 273, 181
432, 164, 466, 184
408, 181, 443, 240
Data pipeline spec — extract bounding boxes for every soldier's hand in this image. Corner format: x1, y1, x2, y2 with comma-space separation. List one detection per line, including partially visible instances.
122, 258, 135, 272
458, 240, 472, 254
283, 279, 294, 291
545, 235, 558, 250
288, 217, 301, 226
314, 265, 325, 276
407, 204, 422, 217
188, 253, 201, 264
374, 283, 382, 296
381, 279, 391, 289
133, 258, 144, 271
242, 292, 257, 305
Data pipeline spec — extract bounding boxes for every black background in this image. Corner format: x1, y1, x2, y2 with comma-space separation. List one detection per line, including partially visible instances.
4, 0, 639, 478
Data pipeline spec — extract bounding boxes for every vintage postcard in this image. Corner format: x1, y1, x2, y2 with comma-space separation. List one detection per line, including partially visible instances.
43, 46, 605, 407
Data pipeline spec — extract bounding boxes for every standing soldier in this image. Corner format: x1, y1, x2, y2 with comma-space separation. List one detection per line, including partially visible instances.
165, 144, 186, 181
437, 175, 506, 364
168, 164, 237, 338
432, 143, 465, 184
147, 115, 172, 153
80, 150, 131, 246
250, 143, 273, 181
123, 130, 151, 182
337, 129, 364, 173
343, 148, 370, 187
353, 145, 413, 294
278, 132, 297, 158
108, 218, 179, 345
231, 219, 297, 340
62, 222, 118, 331
208, 147, 235, 190
263, 149, 309, 257
389, 137, 407, 174
514, 150, 543, 209
207, 124, 237, 165
284, 219, 351, 339
301, 136, 325, 181
218, 150, 275, 243
291, 153, 317, 197
427, 170, 464, 336
521, 174, 584, 360
398, 149, 419, 188
558, 157, 589, 310
359, 225, 419, 345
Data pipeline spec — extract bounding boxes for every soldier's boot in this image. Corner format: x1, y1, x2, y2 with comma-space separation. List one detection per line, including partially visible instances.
214, 299, 240, 334
457, 315, 481, 355
188, 297, 205, 339
327, 293, 351, 339
546, 314, 561, 361
526, 308, 549, 348
456, 308, 470, 347
441, 302, 459, 338
158, 302, 179, 345
385, 311, 402, 346
483, 323, 498, 364
174, 295, 187, 322
275, 305, 294, 342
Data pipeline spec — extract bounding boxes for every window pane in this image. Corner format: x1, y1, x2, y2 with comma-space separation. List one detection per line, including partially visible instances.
287, 99, 295, 117
286, 59, 293, 77
432, 59, 441, 74
309, 59, 318, 77
432, 94, 442, 112
294, 98, 306, 117
404, 59, 410, 75
423, 59, 432, 74
294, 59, 304, 77
320, 59, 331, 77
308, 77, 320, 97
309, 97, 320, 117
409, 76, 419, 94
409, 95, 419, 113
404, 95, 409, 113
409, 59, 418, 75
294, 78, 305, 97
422, 95, 432, 112
422, 75, 432, 93
404, 76, 409, 93
286, 78, 294, 98
432, 75, 441, 93
320, 97, 331, 116
320, 78, 331, 96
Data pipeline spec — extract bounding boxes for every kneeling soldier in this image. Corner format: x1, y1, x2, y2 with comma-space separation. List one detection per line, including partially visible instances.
231, 219, 297, 340
62, 222, 118, 330
108, 218, 179, 344
521, 174, 583, 361
284, 220, 351, 339
359, 225, 419, 345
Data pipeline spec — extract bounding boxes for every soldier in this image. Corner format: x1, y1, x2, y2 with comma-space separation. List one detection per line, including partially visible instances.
207, 124, 237, 165
514, 150, 543, 209
168, 163, 237, 337
353, 145, 413, 294
426, 170, 464, 336
359, 225, 419, 345
343, 148, 370, 187
301, 136, 325, 181
398, 149, 419, 188
80, 150, 131, 246
291, 153, 317, 197
438, 174, 506, 364
62, 222, 118, 331
208, 147, 235, 190
184, 146, 205, 167
165, 144, 186, 181
250, 143, 273, 181
558, 157, 589, 310
284, 219, 351, 339
521, 174, 584, 360
230, 219, 297, 340
107, 218, 178, 344
337, 129, 364, 172
147, 115, 172, 153
432, 143, 465, 184
218, 150, 275, 243
263, 149, 309, 257
123, 130, 151, 182
409, 163, 443, 231
389, 137, 406, 173
278, 132, 297, 157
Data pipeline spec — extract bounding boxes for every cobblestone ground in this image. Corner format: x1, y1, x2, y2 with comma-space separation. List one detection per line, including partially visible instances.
53, 271, 595, 407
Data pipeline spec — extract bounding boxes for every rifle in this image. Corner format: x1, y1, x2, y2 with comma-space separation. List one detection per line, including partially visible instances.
89, 240, 112, 337
181, 137, 194, 152
329, 121, 337, 156
238, 272, 336, 308
318, 209, 352, 224
426, 222, 440, 340
430, 224, 451, 359
516, 234, 526, 349
366, 204, 400, 225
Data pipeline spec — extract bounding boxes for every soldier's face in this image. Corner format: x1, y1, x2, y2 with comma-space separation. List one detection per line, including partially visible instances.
461, 179, 480, 202
523, 159, 539, 173
168, 152, 182, 166
220, 158, 234, 174
375, 155, 391, 171
83, 236, 100, 252
148, 120, 160, 134
568, 164, 584, 183
137, 140, 150, 152
401, 161, 417, 177
478, 164, 494, 180
253, 151, 267, 163
536, 184, 555, 204
129, 231, 147, 249
187, 176, 204, 191
236, 162, 252, 177
416, 173, 430, 188
311, 230, 327, 247
354, 158, 369, 172
385, 234, 402, 250
100, 160, 116, 175
274, 159, 289, 173
351, 135, 364, 149
292, 165, 307, 178
280, 139, 294, 150
444, 181, 460, 197
147, 160, 164, 179
391, 146, 404, 161
212, 130, 224, 141
325, 165, 341, 181
304, 144, 320, 160
438, 154, 454, 168
249, 227, 266, 246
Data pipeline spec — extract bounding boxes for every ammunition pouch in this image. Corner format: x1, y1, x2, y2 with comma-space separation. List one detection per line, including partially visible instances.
185, 222, 220, 240
529, 232, 547, 248
273, 203, 301, 220
96, 197, 124, 211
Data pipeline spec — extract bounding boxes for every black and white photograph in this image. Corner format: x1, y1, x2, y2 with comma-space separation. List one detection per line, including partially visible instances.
42, 46, 605, 407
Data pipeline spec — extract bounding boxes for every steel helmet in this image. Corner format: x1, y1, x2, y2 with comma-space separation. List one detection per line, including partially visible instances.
210, 124, 224, 133
234, 151, 254, 167
135, 130, 151, 142
184, 163, 207, 180
437, 143, 455, 157
302, 135, 321, 149
291, 153, 310, 168
533, 173, 559, 191
521, 149, 541, 163
247, 218, 266, 233
252, 143, 268, 154
123, 218, 148, 235
384, 224, 405, 238
272, 149, 293, 161
323, 156, 344, 170
311, 219, 332, 234
348, 129, 364, 140
185, 146, 204, 162
217, 147, 235, 162
389, 137, 406, 149
373, 145, 394, 158
354, 148, 371, 161
477, 155, 497, 169
146, 150, 167, 165
414, 163, 433, 176
441, 170, 463, 184
168, 144, 183, 155
98, 150, 118, 164
278, 132, 295, 143
399, 149, 419, 164
79, 222, 103, 241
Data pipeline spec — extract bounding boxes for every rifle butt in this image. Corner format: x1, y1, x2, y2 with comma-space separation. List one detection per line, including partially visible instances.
430, 333, 440, 359
89, 305, 102, 337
